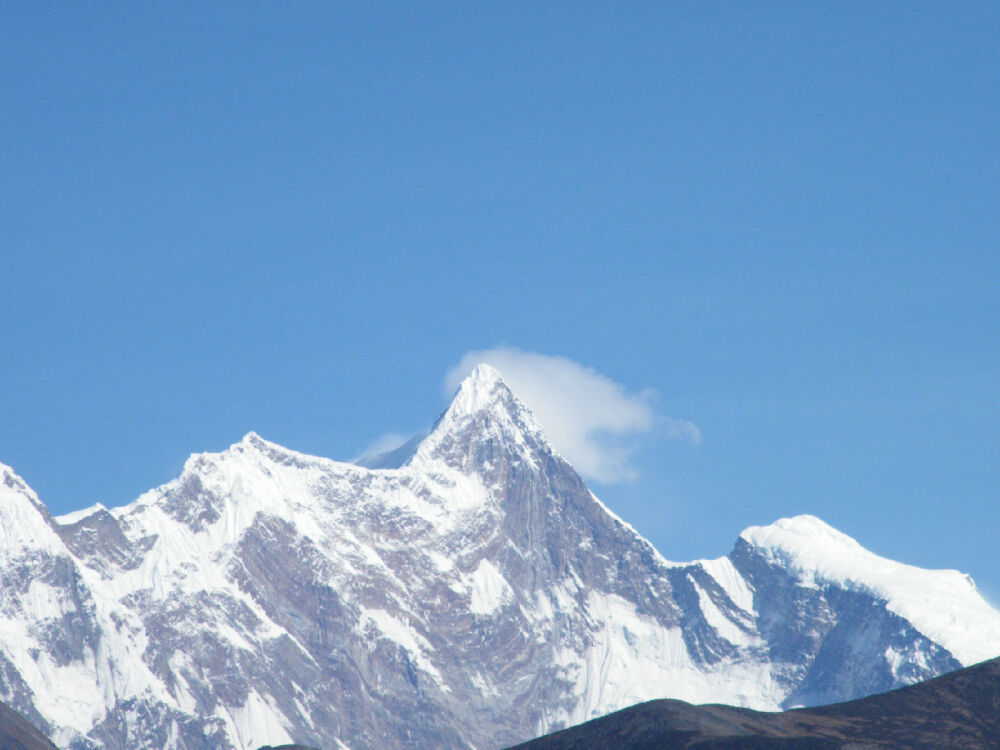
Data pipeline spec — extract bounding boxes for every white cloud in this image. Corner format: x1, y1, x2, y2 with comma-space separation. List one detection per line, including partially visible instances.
354, 432, 411, 462
665, 418, 702, 446
445, 347, 699, 484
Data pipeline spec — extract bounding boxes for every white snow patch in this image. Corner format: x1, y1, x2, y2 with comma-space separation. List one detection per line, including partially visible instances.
465, 559, 514, 615
220, 689, 292, 750
699, 556, 756, 615
691, 580, 757, 647
359, 608, 444, 686
427, 550, 454, 572
538, 590, 781, 735
1, 630, 105, 734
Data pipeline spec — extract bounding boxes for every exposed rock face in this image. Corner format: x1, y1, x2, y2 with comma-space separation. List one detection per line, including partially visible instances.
0, 365, 998, 749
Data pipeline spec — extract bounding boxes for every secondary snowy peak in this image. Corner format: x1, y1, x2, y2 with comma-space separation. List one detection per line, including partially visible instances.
54, 503, 108, 526
739, 514, 1000, 665
172, 429, 336, 485
1, 463, 46, 513
740, 514, 864, 559
224, 430, 305, 464
0, 465, 63, 561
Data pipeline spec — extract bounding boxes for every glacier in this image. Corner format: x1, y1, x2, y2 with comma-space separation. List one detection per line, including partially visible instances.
0, 363, 997, 749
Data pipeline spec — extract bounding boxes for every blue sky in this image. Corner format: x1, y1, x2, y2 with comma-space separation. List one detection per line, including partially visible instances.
2, 4, 998, 597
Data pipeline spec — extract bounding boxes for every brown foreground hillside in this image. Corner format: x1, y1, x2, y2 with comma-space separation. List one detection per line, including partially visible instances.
510, 657, 1000, 750
0, 701, 57, 750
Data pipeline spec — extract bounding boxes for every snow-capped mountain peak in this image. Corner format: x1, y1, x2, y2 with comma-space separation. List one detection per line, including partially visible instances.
446, 362, 509, 415
0, 368, 998, 749
1, 462, 46, 512
0, 464, 64, 562
739, 514, 1000, 665
435, 363, 541, 432
412, 363, 550, 471
740, 514, 866, 559
357, 364, 549, 473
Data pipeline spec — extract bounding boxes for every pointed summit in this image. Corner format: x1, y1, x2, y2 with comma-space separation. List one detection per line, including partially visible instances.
434, 363, 545, 437
0, 463, 64, 561
411, 364, 552, 471
445, 363, 511, 418
230, 430, 282, 457
356, 365, 555, 472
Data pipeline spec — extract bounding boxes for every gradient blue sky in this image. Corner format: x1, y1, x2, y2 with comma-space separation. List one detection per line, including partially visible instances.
2, 4, 998, 596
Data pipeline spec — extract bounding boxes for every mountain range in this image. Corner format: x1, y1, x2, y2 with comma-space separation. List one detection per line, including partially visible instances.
1, 364, 998, 749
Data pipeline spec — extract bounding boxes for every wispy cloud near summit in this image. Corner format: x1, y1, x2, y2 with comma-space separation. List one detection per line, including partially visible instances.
445, 347, 699, 484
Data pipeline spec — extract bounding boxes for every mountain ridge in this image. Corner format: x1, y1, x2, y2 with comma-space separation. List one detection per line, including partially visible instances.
0, 366, 997, 748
